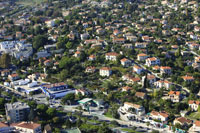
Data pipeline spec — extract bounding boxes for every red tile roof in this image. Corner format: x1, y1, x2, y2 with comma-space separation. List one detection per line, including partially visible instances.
13, 122, 40, 130
106, 52, 119, 56
0, 122, 8, 128
188, 100, 200, 105
195, 120, 200, 127
168, 91, 180, 96
100, 67, 111, 71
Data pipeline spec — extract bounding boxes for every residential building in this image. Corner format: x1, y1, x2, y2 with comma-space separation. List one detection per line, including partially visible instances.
145, 57, 160, 67
1, 69, 11, 77
122, 102, 145, 116
168, 91, 181, 102
128, 77, 141, 84
133, 65, 144, 74
99, 67, 112, 77
188, 100, 200, 111
150, 111, 169, 122
154, 80, 172, 89
120, 58, 131, 67
135, 42, 148, 48
40, 82, 75, 98
122, 44, 133, 49
5, 102, 30, 123
88, 55, 96, 61
182, 75, 194, 82
126, 35, 137, 42
135, 92, 147, 99
113, 38, 125, 44
74, 51, 81, 57
173, 117, 192, 126
75, 89, 88, 96
12, 122, 41, 133
137, 53, 148, 61
147, 75, 156, 84
160, 66, 172, 75
45, 20, 55, 27
190, 120, 200, 133
105, 52, 119, 61
8, 73, 20, 81
85, 66, 96, 73
0, 41, 33, 59
121, 86, 132, 92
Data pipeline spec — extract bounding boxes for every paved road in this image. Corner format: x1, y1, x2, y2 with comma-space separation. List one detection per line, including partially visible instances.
62, 105, 171, 132
0, 84, 26, 97
134, 61, 190, 94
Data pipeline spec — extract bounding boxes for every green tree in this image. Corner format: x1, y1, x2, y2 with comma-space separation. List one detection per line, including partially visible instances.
66, 41, 73, 49
33, 35, 47, 50
28, 109, 35, 121
46, 108, 56, 118
37, 104, 48, 117
11, 96, 17, 103
0, 53, 11, 68
61, 93, 75, 104
28, 101, 37, 109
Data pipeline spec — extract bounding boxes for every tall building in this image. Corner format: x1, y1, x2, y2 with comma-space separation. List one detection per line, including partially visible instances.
5, 102, 30, 123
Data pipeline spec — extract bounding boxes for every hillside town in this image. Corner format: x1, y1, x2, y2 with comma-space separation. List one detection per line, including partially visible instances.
0, 0, 200, 132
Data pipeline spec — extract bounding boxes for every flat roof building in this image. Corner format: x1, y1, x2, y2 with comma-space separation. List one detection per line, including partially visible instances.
40, 82, 75, 99
5, 102, 30, 123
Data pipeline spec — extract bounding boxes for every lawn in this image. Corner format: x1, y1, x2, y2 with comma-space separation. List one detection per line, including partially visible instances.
121, 128, 136, 133
16, 0, 45, 6
104, 112, 113, 118
188, 112, 200, 120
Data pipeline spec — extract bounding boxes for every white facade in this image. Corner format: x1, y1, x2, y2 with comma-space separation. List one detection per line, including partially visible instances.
100, 68, 112, 77
80, 33, 89, 40
137, 54, 148, 61
133, 65, 143, 74
189, 103, 199, 111
123, 102, 145, 116
146, 57, 160, 67
154, 80, 172, 89
0, 41, 33, 59
45, 20, 55, 27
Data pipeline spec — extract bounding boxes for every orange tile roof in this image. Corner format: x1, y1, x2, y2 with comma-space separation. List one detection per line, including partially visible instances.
75, 51, 81, 54
106, 52, 119, 56
151, 110, 159, 116
120, 58, 129, 62
153, 66, 160, 70
89, 55, 96, 58
147, 75, 156, 79
10, 73, 18, 77
133, 65, 142, 69
160, 66, 171, 70
130, 77, 141, 82
135, 92, 146, 97
160, 112, 169, 118
175, 117, 192, 124
188, 100, 200, 105
138, 53, 147, 57
147, 57, 158, 61
113, 38, 125, 41
195, 120, 200, 127
100, 67, 111, 71
124, 102, 141, 109
122, 86, 132, 91
182, 76, 194, 80
168, 91, 180, 96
